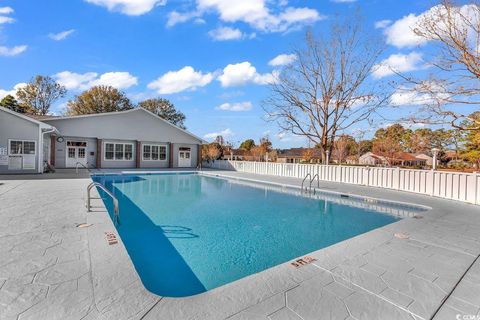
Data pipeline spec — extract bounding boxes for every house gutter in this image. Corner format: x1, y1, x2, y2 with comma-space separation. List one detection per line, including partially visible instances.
38, 126, 59, 173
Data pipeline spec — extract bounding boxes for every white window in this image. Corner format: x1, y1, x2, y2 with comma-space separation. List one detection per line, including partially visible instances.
143, 144, 167, 161
105, 143, 114, 160
9, 140, 36, 155
104, 142, 133, 161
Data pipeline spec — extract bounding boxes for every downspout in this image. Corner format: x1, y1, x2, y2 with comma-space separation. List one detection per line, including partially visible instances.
39, 127, 59, 173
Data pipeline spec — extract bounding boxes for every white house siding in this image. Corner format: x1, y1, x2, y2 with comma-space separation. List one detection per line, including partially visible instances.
42, 109, 203, 169
42, 109, 201, 144
101, 139, 136, 169
415, 154, 433, 166
0, 109, 40, 174
53, 137, 97, 168
139, 141, 170, 168
172, 143, 199, 168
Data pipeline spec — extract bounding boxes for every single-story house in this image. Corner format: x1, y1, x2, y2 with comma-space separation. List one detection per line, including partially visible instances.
359, 151, 427, 167
0, 107, 203, 174
276, 148, 323, 164
414, 153, 435, 166
221, 149, 251, 161
358, 152, 385, 166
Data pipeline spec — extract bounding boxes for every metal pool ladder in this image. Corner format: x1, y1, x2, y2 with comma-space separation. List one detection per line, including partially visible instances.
301, 173, 311, 193
310, 174, 320, 193
302, 173, 320, 194
86, 182, 120, 226
76, 162, 107, 176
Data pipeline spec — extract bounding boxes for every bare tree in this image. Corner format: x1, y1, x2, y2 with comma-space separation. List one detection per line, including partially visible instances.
16, 75, 66, 115
402, 0, 480, 130
332, 135, 357, 164
264, 16, 387, 161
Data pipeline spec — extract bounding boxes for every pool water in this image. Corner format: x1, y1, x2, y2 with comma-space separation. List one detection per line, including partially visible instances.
94, 173, 402, 297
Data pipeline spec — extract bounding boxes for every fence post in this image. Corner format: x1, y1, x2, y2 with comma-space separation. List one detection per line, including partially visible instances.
396, 167, 400, 190
366, 167, 370, 186
430, 170, 435, 196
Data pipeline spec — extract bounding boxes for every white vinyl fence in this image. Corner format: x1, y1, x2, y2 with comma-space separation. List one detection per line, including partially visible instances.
203, 160, 480, 205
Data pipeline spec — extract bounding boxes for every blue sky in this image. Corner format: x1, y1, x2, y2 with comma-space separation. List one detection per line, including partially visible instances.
0, 0, 465, 148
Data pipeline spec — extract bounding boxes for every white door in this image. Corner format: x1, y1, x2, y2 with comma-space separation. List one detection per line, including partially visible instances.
178, 150, 191, 167
65, 141, 87, 168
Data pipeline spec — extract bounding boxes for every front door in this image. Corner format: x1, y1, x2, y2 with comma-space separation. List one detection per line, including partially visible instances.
178, 150, 191, 167
66, 141, 87, 168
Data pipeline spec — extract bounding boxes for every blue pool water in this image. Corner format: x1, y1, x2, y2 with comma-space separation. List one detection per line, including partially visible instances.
93, 173, 403, 297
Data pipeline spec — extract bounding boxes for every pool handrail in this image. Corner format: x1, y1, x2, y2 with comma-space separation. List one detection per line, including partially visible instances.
75, 161, 91, 174
301, 173, 312, 193
87, 182, 120, 226
76, 162, 108, 176
310, 173, 320, 191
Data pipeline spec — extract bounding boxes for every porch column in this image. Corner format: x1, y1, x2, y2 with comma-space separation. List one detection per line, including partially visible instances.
169, 143, 174, 168
135, 141, 141, 168
197, 144, 202, 168
96, 139, 102, 168
50, 136, 56, 166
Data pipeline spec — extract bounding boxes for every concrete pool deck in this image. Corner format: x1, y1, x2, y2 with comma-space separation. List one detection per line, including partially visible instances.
0, 169, 479, 319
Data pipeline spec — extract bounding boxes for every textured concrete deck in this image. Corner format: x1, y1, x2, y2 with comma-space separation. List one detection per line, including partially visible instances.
0, 170, 479, 320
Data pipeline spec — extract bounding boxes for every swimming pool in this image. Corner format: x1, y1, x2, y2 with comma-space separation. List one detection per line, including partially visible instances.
93, 173, 419, 297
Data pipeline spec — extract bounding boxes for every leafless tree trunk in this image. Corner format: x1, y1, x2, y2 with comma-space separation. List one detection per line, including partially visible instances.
264, 16, 387, 161
402, 0, 480, 130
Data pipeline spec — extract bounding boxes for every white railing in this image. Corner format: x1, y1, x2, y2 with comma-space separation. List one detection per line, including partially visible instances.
203, 160, 480, 205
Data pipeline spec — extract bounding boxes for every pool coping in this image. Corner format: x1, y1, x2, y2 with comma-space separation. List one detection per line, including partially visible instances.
198, 171, 433, 212
84, 169, 480, 319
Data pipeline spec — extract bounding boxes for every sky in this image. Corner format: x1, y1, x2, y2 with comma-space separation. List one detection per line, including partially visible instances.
0, 0, 469, 148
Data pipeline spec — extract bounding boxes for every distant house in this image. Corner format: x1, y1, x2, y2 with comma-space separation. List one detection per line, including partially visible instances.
359, 151, 427, 167
444, 150, 459, 162
276, 148, 323, 164
345, 155, 359, 165
359, 152, 385, 166
0, 107, 204, 174
221, 149, 252, 161
414, 153, 434, 166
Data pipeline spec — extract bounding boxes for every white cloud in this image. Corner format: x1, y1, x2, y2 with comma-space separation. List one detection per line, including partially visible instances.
218, 61, 277, 87
383, 13, 427, 48
49, 29, 75, 41
383, 5, 479, 48
217, 101, 253, 111
204, 128, 234, 139
208, 27, 244, 41
0, 7, 13, 14
170, 0, 323, 33
390, 83, 448, 106
372, 52, 424, 79
381, 121, 426, 129
166, 11, 201, 27
0, 83, 27, 100
268, 53, 296, 66
0, 16, 14, 24
148, 66, 213, 94
84, 0, 166, 15
374, 19, 391, 29
0, 45, 27, 56
91, 72, 138, 88
55, 71, 138, 90
0, 6, 14, 24
276, 132, 304, 142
